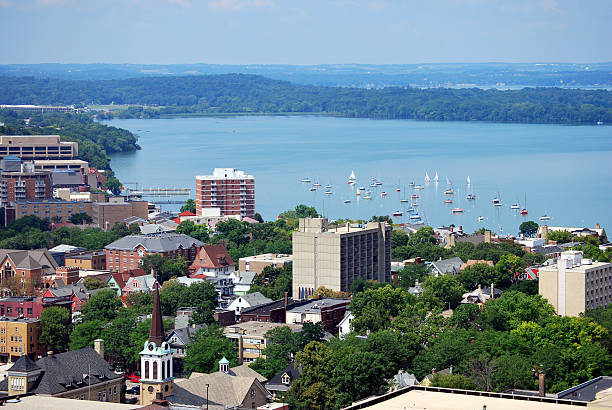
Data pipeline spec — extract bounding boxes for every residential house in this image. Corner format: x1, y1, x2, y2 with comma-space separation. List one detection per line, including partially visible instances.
460, 284, 503, 305
420, 367, 453, 387
0, 248, 58, 292
265, 363, 301, 397
428, 257, 464, 276
538, 224, 608, 244
189, 244, 235, 277
42, 284, 93, 312
176, 275, 234, 308
165, 325, 204, 376
285, 298, 351, 333
104, 233, 204, 273
169, 359, 269, 409
460, 259, 494, 270
224, 321, 303, 364
231, 271, 257, 295
532, 244, 564, 258
337, 311, 354, 340
407, 280, 423, 296
121, 274, 159, 298
0, 347, 123, 402
227, 292, 273, 317
239, 295, 300, 324
390, 370, 418, 391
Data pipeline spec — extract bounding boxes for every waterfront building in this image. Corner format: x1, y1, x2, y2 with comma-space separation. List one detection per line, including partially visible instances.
0, 135, 78, 161
195, 168, 255, 218
0, 165, 52, 207
104, 233, 204, 273
0, 104, 78, 113
539, 250, 612, 316
292, 218, 391, 298
238, 253, 292, 274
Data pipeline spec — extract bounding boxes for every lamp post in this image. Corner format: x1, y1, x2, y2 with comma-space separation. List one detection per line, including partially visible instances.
205, 383, 209, 410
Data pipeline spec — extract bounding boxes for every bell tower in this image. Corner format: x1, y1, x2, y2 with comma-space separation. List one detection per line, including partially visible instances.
139, 279, 174, 406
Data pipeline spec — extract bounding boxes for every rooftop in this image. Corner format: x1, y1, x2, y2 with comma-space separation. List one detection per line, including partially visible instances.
286, 298, 350, 314
239, 253, 292, 263
195, 168, 254, 180
104, 233, 204, 252
224, 321, 302, 338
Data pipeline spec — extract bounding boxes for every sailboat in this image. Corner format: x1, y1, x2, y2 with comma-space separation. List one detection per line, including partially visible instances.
425, 172, 431, 183
434, 172, 439, 183
446, 176, 452, 186
467, 176, 471, 185
347, 171, 356, 185
520, 193, 528, 215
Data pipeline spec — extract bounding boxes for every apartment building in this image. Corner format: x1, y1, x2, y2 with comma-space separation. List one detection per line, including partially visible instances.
104, 233, 204, 273
238, 253, 292, 274
292, 218, 391, 299
0, 296, 72, 319
0, 135, 78, 161
0, 317, 44, 363
195, 168, 255, 218
223, 321, 302, 364
0, 165, 52, 207
64, 250, 107, 270
539, 250, 612, 316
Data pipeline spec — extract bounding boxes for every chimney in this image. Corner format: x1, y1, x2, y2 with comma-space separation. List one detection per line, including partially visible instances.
596, 223, 601, 229
539, 373, 546, 397
450, 226, 453, 233
484, 230, 491, 243
490, 283, 494, 299
284, 292, 289, 307
94, 339, 104, 358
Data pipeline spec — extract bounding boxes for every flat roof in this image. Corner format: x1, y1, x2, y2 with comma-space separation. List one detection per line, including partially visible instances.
239, 253, 292, 263
3, 395, 133, 409
287, 298, 350, 314
224, 321, 302, 337
540, 260, 612, 272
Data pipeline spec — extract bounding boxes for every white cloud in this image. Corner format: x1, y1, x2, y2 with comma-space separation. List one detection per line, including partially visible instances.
208, 0, 274, 11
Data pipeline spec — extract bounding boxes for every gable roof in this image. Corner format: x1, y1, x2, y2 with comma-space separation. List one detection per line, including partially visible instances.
194, 245, 235, 269
235, 271, 257, 286
231, 292, 273, 308
166, 325, 204, 346
0, 248, 58, 271
125, 274, 158, 291
429, 257, 464, 275
170, 365, 268, 408
104, 233, 204, 252
266, 362, 301, 392
9, 354, 41, 372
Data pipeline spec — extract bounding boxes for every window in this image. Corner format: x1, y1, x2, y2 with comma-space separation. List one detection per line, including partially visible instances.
153, 362, 158, 379
145, 361, 150, 379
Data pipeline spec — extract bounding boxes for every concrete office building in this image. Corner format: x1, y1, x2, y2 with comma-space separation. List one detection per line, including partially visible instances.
0, 135, 78, 161
195, 168, 255, 218
539, 250, 612, 316
292, 218, 391, 299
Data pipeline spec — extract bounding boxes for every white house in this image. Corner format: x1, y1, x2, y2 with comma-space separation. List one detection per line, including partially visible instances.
337, 311, 354, 340
227, 292, 273, 316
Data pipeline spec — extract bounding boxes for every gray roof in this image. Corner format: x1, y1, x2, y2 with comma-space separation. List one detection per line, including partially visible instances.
235, 271, 257, 286
0, 248, 58, 271
236, 292, 273, 307
104, 233, 204, 252
266, 363, 301, 392
556, 376, 612, 401
140, 223, 176, 235
166, 325, 204, 347
393, 372, 418, 388
286, 298, 350, 314
532, 245, 564, 255
49, 244, 86, 254
9, 355, 41, 372
51, 170, 85, 187
429, 257, 464, 275
0, 348, 120, 396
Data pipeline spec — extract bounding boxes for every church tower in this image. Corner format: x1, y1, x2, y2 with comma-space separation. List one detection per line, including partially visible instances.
139, 283, 174, 405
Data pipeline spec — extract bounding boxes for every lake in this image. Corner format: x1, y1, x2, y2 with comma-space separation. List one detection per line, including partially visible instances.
105, 116, 612, 235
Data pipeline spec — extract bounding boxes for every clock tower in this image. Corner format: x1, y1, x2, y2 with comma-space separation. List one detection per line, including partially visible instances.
139, 284, 174, 405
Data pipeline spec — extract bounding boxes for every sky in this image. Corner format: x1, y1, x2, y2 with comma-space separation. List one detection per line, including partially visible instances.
0, 0, 610, 64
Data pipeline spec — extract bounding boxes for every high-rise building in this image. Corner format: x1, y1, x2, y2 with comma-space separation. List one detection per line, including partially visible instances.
195, 168, 255, 218
0, 163, 52, 207
292, 218, 391, 299
539, 250, 612, 316
0, 135, 78, 161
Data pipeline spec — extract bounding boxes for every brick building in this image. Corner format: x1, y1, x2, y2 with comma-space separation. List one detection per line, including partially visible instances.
65, 251, 107, 270
285, 298, 351, 333
195, 168, 255, 218
0, 166, 52, 207
0, 249, 58, 292
92, 199, 148, 230
189, 244, 236, 276
104, 233, 204, 273
0, 317, 44, 363
0, 295, 72, 319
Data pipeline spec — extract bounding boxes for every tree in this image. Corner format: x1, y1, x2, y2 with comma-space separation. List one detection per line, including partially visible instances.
101, 309, 139, 369
421, 275, 466, 309
140, 254, 165, 277
180, 199, 196, 214
279, 204, 319, 219
104, 177, 122, 195
331, 350, 387, 407
248, 264, 292, 300
456, 263, 497, 291
391, 229, 409, 248
81, 288, 122, 323
431, 373, 476, 390
370, 215, 392, 224
183, 325, 237, 374
397, 263, 430, 289
160, 256, 189, 283
70, 320, 103, 350
310, 286, 349, 299
519, 221, 539, 237
253, 212, 264, 223
83, 276, 107, 290
494, 254, 523, 287
481, 291, 556, 331
69, 212, 93, 225
40, 306, 72, 352
350, 285, 413, 333
176, 220, 210, 243
546, 230, 573, 243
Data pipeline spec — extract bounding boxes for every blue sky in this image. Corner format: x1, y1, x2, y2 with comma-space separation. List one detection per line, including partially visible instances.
1, 0, 610, 64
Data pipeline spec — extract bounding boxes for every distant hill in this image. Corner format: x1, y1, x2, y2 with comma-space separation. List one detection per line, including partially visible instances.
0, 74, 611, 124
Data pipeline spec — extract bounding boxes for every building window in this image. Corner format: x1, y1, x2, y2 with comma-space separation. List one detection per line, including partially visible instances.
145, 361, 149, 379
153, 361, 158, 379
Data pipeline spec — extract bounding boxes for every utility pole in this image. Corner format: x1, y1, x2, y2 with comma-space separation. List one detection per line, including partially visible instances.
205, 383, 209, 410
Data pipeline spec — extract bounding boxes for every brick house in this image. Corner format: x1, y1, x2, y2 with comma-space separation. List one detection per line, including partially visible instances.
189, 244, 235, 277
0, 249, 58, 293
104, 233, 204, 273
0, 295, 72, 319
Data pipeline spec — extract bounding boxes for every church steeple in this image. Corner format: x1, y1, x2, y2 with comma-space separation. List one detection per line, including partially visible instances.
149, 282, 164, 346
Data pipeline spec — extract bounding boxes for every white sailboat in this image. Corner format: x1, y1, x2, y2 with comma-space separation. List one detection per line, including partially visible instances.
348, 170, 356, 185
425, 172, 431, 183
446, 176, 451, 186
434, 172, 439, 183
467, 176, 471, 185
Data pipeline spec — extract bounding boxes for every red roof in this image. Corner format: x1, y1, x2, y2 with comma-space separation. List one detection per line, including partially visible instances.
190, 244, 235, 270
178, 211, 196, 217
172, 217, 181, 224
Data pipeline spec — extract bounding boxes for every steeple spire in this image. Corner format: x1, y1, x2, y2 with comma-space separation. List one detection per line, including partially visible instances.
149, 269, 164, 346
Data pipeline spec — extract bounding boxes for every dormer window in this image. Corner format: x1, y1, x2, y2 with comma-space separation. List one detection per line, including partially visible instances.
281, 374, 290, 384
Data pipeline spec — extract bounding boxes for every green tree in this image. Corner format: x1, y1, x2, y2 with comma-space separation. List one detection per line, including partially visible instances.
140, 254, 165, 277
350, 285, 413, 333
397, 263, 429, 289
69, 212, 93, 225
180, 199, 196, 214
494, 254, 523, 287
431, 373, 476, 390
519, 221, 539, 237
104, 177, 123, 195
183, 325, 237, 374
422, 274, 466, 309
391, 229, 409, 248
481, 291, 556, 331
81, 288, 122, 323
101, 309, 138, 369
546, 230, 573, 243
83, 277, 107, 290
331, 350, 387, 407
176, 220, 210, 243
40, 306, 72, 352
70, 320, 103, 350
456, 263, 496, 291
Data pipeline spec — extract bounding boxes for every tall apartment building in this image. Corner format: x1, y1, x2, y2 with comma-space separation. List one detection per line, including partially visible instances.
195, 168, 255, 218
292, 218, 391, 299
0, 135, 78, 161
0, 165, 52, 207
539, 250, 612, 316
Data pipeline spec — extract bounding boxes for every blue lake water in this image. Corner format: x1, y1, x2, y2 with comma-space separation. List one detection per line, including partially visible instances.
105, 116, 612, 235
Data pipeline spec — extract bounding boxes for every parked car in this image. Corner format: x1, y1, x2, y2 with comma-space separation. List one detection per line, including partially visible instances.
126, 372, 141, 383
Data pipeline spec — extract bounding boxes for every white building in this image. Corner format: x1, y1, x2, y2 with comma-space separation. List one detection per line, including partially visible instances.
337, 311, 354, 340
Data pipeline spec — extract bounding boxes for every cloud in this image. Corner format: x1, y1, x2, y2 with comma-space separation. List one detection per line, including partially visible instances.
166, 0, 191, 6
208, 0, 274, 11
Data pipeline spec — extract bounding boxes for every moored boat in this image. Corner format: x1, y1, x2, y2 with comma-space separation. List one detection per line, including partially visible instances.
444, 189, 454, 195
539, 214, 551, 221
466, 194, 476, 200
452, 208, 464, 213
393, 210, 403, 217
444, 199, 453, 204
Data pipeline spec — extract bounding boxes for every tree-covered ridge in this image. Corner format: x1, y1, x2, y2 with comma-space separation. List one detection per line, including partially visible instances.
1, 74, 611, 124
0, 109, 139, 170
